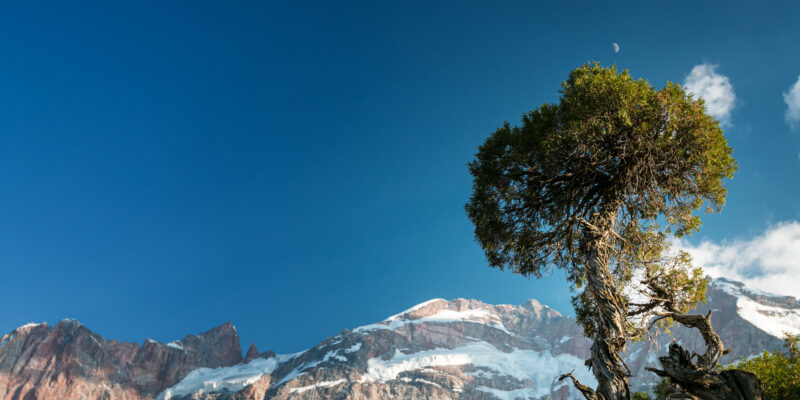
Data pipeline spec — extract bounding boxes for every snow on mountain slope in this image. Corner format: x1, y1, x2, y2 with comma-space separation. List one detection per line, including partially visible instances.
157, 357, 281, 400
713, 278, 800, 337
159, 298, 592, 400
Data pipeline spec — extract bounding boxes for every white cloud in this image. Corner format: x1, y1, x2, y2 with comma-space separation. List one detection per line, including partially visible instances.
684, 64, 736, 126
612, 43, 620, 53
675, 221, 800, 298
784, 75, 800, 129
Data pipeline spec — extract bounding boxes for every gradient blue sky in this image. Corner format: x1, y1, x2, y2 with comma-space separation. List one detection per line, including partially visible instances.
2, 1, 799, 354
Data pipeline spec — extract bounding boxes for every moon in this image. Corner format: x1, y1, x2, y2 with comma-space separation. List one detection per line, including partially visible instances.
613, 43, 620, 53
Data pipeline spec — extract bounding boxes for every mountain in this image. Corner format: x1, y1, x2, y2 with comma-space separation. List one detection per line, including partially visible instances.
1, 277, 798, 400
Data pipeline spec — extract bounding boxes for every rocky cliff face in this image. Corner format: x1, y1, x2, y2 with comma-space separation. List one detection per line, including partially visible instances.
0, 320, 242, 400
2, 277, 798, 400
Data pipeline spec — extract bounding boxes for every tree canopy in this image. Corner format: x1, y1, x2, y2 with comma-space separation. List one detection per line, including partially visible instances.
467, 62, 735, 281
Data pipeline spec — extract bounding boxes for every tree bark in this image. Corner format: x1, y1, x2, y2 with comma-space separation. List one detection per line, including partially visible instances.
563, 210, 631, 400
645, 311, 762, 400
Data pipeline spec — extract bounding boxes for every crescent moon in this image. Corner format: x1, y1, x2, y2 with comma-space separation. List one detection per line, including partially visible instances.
613, 43, 620, 53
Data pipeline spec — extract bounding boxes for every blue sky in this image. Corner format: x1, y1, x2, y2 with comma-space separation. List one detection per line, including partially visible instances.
1, 1, 799, 354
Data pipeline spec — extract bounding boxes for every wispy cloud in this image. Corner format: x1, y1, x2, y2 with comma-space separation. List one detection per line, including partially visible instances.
684, 64, 736, 126
675, 221, 800, 298
784, 75, 800, 129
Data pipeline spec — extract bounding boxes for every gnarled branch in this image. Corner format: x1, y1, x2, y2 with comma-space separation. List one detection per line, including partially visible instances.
645, 310, 762, 400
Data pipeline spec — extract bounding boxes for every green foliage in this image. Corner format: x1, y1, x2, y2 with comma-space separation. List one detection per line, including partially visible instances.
631, 391, 652, 400
652, 378, 672, 400
466, 62, 735, 338
630, 377, 677, 400
724, 333, 800, 400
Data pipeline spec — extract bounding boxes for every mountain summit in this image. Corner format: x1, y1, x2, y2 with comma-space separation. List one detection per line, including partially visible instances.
1, 277, 797, 400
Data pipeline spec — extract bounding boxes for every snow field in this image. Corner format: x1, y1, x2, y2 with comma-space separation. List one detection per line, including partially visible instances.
361, 340, 595, 398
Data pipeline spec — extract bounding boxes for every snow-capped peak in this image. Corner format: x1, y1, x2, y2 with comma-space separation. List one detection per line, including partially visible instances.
354, 298, 518, 335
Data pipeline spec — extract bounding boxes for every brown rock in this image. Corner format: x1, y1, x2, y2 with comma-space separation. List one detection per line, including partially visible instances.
244, 342, 260, 364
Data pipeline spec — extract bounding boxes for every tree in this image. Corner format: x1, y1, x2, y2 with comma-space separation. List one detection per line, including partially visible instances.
466, 63, 744, 399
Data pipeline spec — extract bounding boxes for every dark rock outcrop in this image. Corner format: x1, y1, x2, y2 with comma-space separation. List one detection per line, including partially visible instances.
244, 343, 260, 364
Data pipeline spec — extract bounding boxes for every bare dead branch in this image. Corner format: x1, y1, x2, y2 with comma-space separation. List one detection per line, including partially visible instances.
558, 371, 600, 400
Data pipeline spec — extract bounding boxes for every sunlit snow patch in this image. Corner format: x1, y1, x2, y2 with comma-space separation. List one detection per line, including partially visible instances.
736, 296, 800, 337
17, 322, 44, 330
288, 379, 347, 394
166, 341, 185, 351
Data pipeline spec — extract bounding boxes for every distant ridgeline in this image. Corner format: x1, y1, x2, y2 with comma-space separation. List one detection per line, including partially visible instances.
1, 277, 797, 400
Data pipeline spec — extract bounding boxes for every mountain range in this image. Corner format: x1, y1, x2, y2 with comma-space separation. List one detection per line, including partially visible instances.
1, 277, 798, 400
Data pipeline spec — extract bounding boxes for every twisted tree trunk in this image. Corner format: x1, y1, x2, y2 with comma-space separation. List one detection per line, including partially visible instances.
646, 311, 762, 400
583, 230, 631, 400
561, 210, 631, 400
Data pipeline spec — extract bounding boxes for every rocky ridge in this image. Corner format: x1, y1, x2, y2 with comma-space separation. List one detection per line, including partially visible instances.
0, 320, 242, 400
1, 277, 798, 400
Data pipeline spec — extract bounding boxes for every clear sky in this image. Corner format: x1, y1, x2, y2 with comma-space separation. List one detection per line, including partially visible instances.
1, 1, 799, 354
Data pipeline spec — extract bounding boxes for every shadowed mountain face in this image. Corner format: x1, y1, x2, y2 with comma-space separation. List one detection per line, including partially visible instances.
2, 278, 797, 400
0, 320, 242, 400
